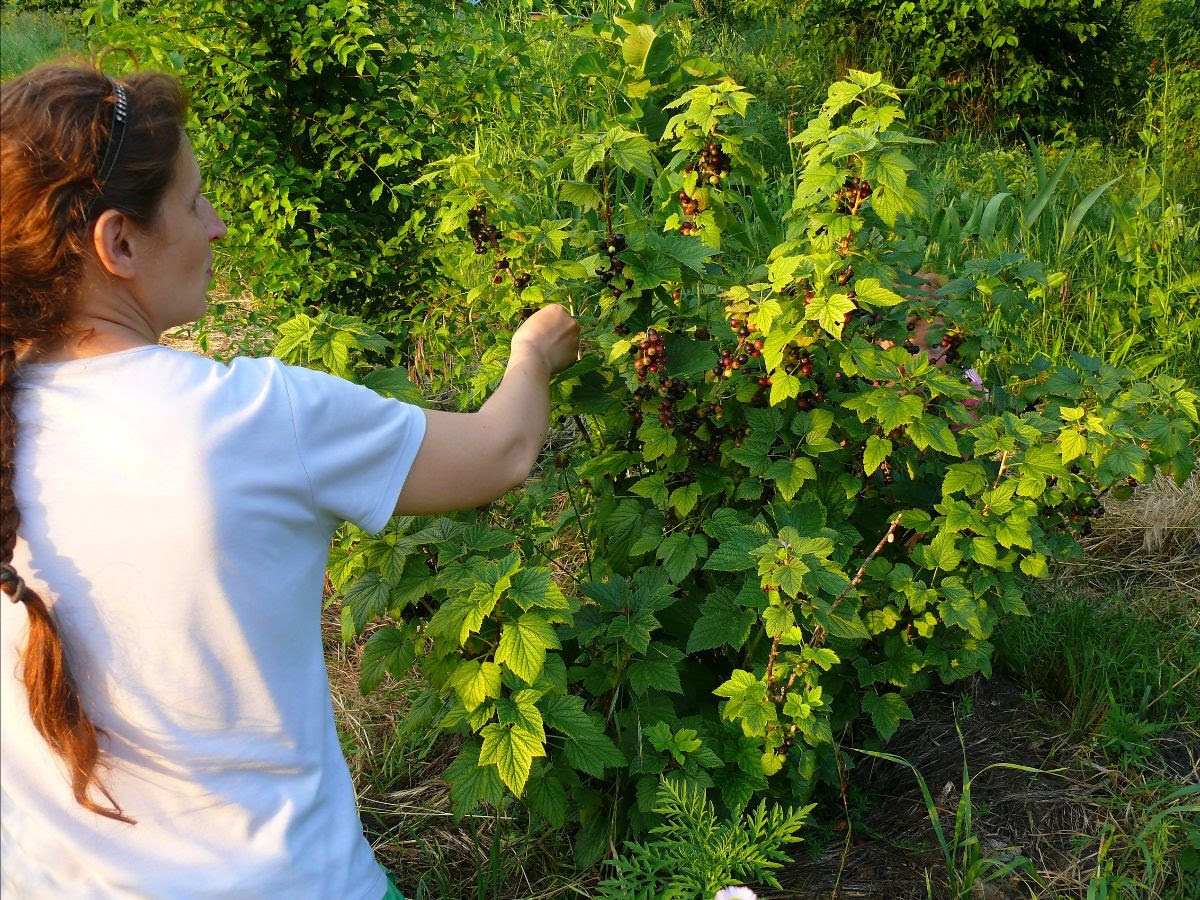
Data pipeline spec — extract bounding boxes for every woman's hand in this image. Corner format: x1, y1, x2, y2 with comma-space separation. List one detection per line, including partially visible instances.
510, 304, 580, 375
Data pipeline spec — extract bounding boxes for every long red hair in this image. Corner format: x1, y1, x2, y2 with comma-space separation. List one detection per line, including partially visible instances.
0, 61, 188, 823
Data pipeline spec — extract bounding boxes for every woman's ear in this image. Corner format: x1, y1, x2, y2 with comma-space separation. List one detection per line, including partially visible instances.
91, 208, 136, 280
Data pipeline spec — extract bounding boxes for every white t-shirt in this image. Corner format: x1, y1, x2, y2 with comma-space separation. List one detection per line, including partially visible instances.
0, 345, 427, 899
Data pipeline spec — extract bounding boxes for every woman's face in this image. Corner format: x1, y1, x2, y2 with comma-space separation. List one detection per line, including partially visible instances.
134, 138, 227, 332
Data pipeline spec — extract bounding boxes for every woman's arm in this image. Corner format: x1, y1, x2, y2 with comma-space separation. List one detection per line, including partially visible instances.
391, 304, 579, 515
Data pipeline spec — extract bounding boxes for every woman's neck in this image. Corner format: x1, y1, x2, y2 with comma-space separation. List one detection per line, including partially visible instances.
22, 319, 157, 365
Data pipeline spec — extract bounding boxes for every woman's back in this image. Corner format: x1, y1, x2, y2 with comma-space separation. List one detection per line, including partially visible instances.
1, 346, 424, 898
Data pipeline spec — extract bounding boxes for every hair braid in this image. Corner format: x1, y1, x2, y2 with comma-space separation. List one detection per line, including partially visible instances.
0, 339, 131, 822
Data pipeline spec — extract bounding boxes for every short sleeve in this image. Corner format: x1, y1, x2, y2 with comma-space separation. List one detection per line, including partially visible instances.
275, 362, 427, 533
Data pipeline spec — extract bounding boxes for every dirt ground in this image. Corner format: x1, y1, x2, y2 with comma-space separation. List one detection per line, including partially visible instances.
765, 675, 1198, 900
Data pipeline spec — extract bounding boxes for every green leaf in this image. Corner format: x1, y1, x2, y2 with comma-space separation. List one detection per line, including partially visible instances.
852, 277, 905, 307
344, 572, 393, 634
687, 591, 756, 653
874, 391, 925, 433
559, 180, 602, 211
621, 23, 657, 71
479, 721, 545, 796
922, 530, 963, 571
657, 532, 707, 583
943, 461, 989, 496
650, 232, 719, 273
495, 689, 546, 742
1058, 429, 1087, 464
540, 694, 625, 777
813, 601, 870, 639
714, 669, 778, 738
770, 372, 801, 406
668, 483, 703, 518
638, 420, 677, 461
864, 435, 892, 476
495, 613, 560, 684
862, 692, 914, 741
763, 603, 796, 637
769, 457, 817, 501
450, 659, 503, 712
627, 643, 684, 696
359, 623, 416, 694
525, 761, 567, 827
607, 129, 656, 178
445, 740, 504, 816
805, 292, 857, 337
509, 567, 571, 612
907, 416, 960, 456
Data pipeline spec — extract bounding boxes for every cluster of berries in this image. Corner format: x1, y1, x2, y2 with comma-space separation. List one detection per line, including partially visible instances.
937, 331, 964, 364
835, 176, 872, 215
469, 205, 533, 292
711, 316, 764, 380
677, 190, 702, 236
631, 328, 668, 383
790, 352, 830, 410
598, 233, 628, 296
691, 141, 731, 186
691, 418, 751, 466
1063, 493, 1104, 536
600, 233, 627, 256
467, 205, 499, 255
653, 377, 690, 429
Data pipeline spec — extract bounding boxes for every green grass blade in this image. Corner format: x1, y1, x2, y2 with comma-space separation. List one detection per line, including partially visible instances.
1060, 176, 1123, 255
1024, 148, 1075, 231
979, 192, 1012, 244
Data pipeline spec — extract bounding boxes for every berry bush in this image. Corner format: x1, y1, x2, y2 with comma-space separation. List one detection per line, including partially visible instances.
311, 8, 1198, 866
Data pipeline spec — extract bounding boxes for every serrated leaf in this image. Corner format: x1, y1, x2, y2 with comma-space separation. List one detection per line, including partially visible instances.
359, 623, 416, 694
806, 292, 857, 337
638, 420, 677, 461
495, 613, 560, 684
525, 761, 567, 827
559, 180, 602, 211
852, 277, 905, 307
687, 591, 756, 652
627, 643, 684, 696
943, 461, 989, 496
865, 435, 892, 476
479, 721, 545, 796
1058, 429, 1087, 464
714, 669, 778, 738
875, 391, 925, 433
657, 532, 707, 583
770, 372, 801, 406
862, 692, 914, 741
445, 740, 504, 816
763, 603, 795, 637
608, 131, 656, 178
540, 694, 625, 776
669, 482, 703, 518
770, 457, 817, 501
450, 659, 503, 712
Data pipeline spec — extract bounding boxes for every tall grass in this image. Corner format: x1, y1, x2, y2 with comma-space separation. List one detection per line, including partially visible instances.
0, 8, 83, 81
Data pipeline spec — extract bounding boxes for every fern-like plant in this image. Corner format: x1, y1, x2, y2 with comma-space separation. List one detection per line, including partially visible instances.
597, 779, 813, 900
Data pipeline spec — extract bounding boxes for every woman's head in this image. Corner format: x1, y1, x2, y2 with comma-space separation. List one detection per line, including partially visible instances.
0, 63, 205, 351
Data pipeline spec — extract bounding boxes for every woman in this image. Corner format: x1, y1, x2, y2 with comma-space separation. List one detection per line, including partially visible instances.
0, 63, 579, 898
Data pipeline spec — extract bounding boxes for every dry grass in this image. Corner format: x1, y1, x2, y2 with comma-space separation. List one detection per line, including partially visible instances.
1069, 469, 1200, 596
